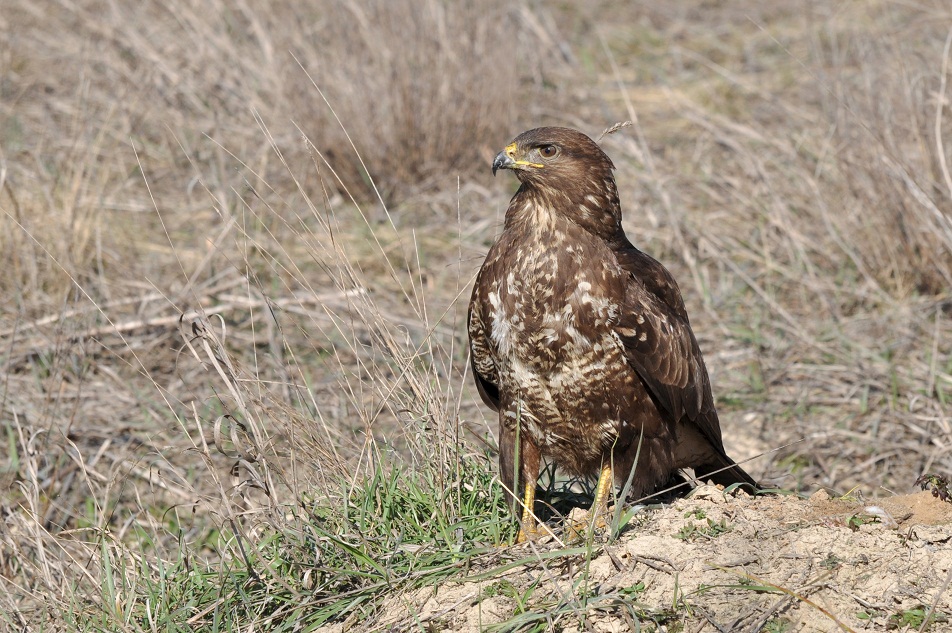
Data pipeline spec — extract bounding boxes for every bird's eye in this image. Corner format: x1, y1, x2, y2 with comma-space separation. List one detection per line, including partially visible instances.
539, 145, 558, 158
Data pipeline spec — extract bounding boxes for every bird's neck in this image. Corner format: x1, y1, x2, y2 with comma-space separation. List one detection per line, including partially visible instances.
505, 179, 622, 240
504, 187, 562, 233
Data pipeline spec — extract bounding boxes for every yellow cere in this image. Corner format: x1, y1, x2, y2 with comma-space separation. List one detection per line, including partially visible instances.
506, 141, 545, 169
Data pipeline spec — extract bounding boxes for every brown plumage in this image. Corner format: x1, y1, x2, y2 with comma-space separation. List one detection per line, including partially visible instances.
468, 127, 756, 540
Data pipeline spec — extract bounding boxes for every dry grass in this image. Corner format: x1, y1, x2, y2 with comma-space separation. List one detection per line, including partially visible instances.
1, 0, 951, 629
598, 1, 952, 494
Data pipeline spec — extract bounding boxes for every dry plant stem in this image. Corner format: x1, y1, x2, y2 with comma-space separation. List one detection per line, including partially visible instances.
934, 26, 952, 201
919, 567, 952, 633
712, 565, 855, 633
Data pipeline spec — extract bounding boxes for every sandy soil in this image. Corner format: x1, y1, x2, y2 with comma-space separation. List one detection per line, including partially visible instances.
351, 487, 952, 632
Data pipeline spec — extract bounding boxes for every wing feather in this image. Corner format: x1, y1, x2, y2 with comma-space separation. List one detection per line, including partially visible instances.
468, 268, 501, 412
611, 240, 726, 454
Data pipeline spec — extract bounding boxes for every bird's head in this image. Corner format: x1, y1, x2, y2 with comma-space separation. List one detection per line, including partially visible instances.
493, 127, 622, 236
492, 127, 615, 183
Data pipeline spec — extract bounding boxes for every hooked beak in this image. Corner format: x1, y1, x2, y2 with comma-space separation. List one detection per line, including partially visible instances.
492, 151, 515, 176
491, 141, 544, 176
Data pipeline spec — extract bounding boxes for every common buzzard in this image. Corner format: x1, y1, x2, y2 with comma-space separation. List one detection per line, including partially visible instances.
468, 127, 757, 542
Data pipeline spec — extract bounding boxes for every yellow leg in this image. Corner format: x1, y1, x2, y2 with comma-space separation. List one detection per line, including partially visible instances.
567, 463, 613, 541
515, 463, 614, 544
516, 481, 545, 543
592, 462, 614, 515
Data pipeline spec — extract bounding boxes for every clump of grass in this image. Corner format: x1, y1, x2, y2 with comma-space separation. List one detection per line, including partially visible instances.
62, 453, 514, 630
886, 606, 949, 631
282, 0, 563, 203
674, 516, 733, 542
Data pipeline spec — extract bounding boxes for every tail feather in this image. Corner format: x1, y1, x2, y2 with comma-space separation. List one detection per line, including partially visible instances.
694, 457, 758, 491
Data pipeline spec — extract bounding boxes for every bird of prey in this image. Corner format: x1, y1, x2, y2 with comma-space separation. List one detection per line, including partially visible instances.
468, 127, 756, 542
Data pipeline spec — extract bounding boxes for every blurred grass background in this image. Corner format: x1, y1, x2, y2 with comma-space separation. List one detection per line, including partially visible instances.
2, 0, 952, 628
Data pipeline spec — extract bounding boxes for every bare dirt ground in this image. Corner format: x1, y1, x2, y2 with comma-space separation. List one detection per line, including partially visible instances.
368, 489, 952, 632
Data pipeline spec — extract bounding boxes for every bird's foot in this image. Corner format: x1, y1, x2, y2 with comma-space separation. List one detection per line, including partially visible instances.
514, 522, 555, 545
565, 505, 610, 542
